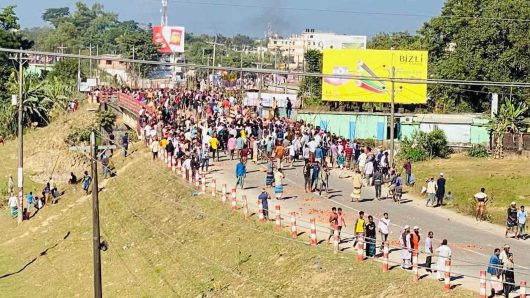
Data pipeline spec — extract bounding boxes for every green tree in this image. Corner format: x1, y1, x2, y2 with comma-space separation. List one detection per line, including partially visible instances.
368, 31, 422, 50
298, 49, 323, 104
488, 99, 529, 158
419, 0, 530, 112
42, 7, 70, 28
0, 6, 33, 94
49, 58, 83, 81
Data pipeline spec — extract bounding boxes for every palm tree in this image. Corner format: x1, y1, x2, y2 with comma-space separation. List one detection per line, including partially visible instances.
488, 99, 529, 158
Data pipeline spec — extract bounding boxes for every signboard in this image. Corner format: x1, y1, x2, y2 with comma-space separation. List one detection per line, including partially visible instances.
322, 49, 428, 104
79, 82, 90, 92
153, 26, 185, 53
491, 93, 499, 118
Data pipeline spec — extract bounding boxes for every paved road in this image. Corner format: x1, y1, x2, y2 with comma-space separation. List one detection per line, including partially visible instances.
197, 153, 530, 295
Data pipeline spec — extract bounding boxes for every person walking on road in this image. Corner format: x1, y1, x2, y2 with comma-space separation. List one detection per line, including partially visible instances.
365, 215, 377, 258
258, 188, 270, 220
435, 239, 452, 281
373, 168, 383, 200
318, 163, 330, 196
425, 231, 434, 273
474, 187, 488, 222
274, 168, 285, 200
506, 202, 518, 238
351, 169, 363, 202
502, 253, 515, 298
8, 175, 14, 195
517, 206, 527, 240
311, 162, 321, 192
403, 159, 412, 186
436, 173, 446, 206
150, 137, 160, 160
426, 177, 437, 207
327, 207, 338, 244
82, 171, 92, 195
122, 132, 129, 157
377, 213, 390, 251
487, 248, 503, 296
265, 157, 275, 187
235, 159, 246, 190
303, 162, 312, 193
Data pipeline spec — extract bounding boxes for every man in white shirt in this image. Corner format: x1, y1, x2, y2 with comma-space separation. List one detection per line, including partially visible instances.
425, 231, 434, 273
436, 239, 452, 280
377, 213, 390, 250
426, 177, 437, 207
8, 194, 18, 217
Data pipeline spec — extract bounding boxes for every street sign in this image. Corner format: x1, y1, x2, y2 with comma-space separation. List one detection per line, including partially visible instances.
69, 145, 116, 154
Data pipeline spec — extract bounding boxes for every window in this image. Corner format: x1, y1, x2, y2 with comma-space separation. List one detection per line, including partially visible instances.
273, 41, 277, 44
106, 60, 112, 65
310, 35, 313, 38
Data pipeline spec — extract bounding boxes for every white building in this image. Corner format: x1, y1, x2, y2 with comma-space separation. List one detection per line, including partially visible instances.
268, 29, 367, 70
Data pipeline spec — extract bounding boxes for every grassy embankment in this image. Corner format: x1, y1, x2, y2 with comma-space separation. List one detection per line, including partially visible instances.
0, 108, 475, 297
411, 154, 529, 225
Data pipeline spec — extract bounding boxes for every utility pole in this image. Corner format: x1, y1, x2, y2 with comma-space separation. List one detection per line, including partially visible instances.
96, 44, 99, 79
389, 66, 396, 165
87, 43, 95, 78
132, 46, 136, 88
16, 49, 25, 224
77, 49, 81, 91
240, 48, 244, 98
90, 131, 102, 298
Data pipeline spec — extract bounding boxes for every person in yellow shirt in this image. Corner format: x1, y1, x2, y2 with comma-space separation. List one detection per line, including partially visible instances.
353, 211, 366, 248
210, 134, 219, 162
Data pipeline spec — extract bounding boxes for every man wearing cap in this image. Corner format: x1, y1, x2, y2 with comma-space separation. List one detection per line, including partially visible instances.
426, 177, 437, 207
400, 225, 412, 270
436, 173, 446, 207
506, 202, 518, 238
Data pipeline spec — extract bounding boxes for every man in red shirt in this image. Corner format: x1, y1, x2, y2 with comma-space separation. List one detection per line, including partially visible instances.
328, 207, 339, 244
411, 226, 421, 265
344, 145, 353, 170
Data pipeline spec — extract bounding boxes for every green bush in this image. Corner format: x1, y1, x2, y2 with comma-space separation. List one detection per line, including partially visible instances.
65, 127, 92, 146
467, 144, 489, 158
399, 128, 451, 161
399, 138, 428, 162
358, 138, 376, 149
96, 111, 116, 132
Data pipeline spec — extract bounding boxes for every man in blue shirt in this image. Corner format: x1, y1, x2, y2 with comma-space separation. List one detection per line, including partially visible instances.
487, 248, 502, 296
518, 205, 527, 239
235, 160, 246, 190
258, 189, 270, 220
27, 192, 34, 214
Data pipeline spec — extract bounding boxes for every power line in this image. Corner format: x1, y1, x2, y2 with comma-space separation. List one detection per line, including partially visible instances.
2, 47, 530, 88
166, 0, 530, 23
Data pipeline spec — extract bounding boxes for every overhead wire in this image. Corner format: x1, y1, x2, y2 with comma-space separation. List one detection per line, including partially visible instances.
3, 47, 530, 88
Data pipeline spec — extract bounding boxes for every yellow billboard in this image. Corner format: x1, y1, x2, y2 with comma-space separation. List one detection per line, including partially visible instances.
321, 49, 428, 103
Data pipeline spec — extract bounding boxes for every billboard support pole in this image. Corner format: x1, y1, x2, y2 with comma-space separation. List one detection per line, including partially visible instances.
389, 66, 396, 165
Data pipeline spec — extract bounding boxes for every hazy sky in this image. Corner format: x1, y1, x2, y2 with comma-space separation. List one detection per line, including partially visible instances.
3, 0, 445, 37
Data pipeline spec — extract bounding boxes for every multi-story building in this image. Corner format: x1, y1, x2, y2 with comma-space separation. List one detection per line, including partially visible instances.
267, 29, 367, 70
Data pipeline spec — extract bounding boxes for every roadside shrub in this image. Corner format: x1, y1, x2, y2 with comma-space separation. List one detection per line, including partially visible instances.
416, 128, 451, 158
96, 111, 116, 132
399, 128, 451, 161
399, 138, 428, 162
65, 127, 92, 145
467, 144, 489, 158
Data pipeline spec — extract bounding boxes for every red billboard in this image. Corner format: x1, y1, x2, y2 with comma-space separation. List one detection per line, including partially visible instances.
153, 26, 185, 54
